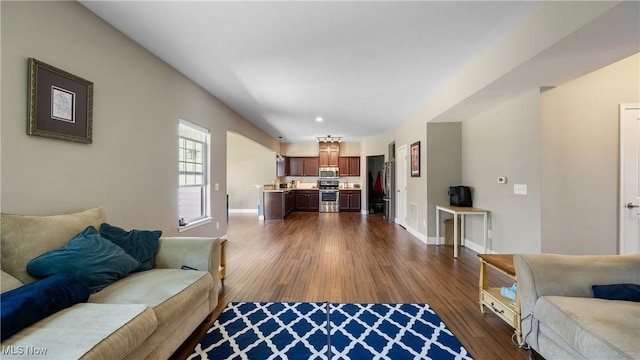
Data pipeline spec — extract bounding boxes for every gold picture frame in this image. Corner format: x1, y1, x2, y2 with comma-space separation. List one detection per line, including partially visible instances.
27, 58, 93, 144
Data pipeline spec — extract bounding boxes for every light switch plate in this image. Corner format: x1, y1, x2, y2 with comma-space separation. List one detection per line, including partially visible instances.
514, 184, 527, 195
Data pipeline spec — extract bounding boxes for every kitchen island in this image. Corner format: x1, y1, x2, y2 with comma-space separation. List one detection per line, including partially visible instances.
263, 187, 361, 219
263, 188, 319, 220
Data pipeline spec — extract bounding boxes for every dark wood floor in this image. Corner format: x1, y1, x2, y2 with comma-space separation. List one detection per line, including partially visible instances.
172, 212, 536, 359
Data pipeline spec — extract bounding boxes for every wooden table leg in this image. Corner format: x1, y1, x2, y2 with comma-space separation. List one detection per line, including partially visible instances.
219, 239, 228, 286
479, 260, 487, 313
436, 207, 440, 246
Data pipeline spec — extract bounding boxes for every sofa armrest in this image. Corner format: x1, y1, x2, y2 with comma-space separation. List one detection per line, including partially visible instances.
155, 237, 221, 276
514, 253, 640, 318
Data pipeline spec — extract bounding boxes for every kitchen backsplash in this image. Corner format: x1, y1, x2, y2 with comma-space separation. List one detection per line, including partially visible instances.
282, 176, 362, 189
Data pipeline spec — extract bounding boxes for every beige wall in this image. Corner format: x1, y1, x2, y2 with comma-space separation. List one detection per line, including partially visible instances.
462, 90, 542, 253
1, 1, 276, 237
227, 132, 276, 211
426, 123, 462, 238
540, 53, 640, 255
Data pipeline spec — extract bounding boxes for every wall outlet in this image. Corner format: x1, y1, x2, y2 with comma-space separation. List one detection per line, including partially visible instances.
488, 229, 493, 239
215, 183, 220, 191
216, 222, 219, 230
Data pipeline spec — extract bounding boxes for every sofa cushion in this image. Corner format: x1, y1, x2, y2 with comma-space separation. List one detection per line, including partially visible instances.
0, 303, 156, 360
1, 271, 23, 293
534, 295, 640, 359
1, 207, 107, 284
27, 226, 140, 293
1, 274, 90, 341
88, 268, 213, 327
99, 223, 161, 272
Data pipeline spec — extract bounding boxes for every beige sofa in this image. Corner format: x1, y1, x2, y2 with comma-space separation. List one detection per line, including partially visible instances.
1, 207, 221, 359
514, 253, 640, 360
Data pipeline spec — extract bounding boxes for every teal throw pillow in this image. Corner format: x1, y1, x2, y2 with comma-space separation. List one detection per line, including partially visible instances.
26, 226, 140, 293
99, 223, 161, 271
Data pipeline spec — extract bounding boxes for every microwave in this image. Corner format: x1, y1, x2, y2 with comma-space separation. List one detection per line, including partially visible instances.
319, 167, 339, 178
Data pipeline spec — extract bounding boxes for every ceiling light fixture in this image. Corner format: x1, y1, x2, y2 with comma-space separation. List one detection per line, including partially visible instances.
276, 136, 285, 162
315, 117, 323, 122
316, 135, 342, 143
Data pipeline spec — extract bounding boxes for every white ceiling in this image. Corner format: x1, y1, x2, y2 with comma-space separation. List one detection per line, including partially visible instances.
80, 1, 639, 143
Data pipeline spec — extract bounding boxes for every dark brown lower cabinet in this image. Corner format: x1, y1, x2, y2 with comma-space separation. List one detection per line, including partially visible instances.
339, 190, 361, 212
295, 190, 319, 211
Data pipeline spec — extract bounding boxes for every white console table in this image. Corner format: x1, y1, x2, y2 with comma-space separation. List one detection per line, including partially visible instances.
435, 205, 489, 258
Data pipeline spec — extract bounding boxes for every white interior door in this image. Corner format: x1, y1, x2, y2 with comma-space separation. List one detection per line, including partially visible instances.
396, 145, 407, 227
620, 103, 640, 254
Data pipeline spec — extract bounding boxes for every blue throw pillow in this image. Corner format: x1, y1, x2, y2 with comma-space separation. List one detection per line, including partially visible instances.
592, 284, 640, 302
99, 223, 161, 271
27, 226, 140, 293
1, 274, 90, 341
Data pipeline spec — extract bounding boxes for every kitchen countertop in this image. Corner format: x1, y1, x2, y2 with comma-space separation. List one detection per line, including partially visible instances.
263, 188, 317, 193
263, 187, 361, 192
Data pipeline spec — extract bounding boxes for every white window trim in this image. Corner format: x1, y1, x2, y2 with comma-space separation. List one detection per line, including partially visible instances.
178, 119, 211, 231
178, 217, 212, 232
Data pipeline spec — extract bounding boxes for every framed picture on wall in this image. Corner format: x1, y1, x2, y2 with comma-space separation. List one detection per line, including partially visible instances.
27, 58, 93, 144
411, 141, 420, 177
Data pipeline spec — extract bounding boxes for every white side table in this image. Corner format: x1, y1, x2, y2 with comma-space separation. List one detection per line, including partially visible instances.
435, 205, 489, 258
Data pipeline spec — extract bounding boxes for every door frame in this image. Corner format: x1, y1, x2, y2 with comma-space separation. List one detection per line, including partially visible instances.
619, 103, 640, 254
396, 144, 408, 227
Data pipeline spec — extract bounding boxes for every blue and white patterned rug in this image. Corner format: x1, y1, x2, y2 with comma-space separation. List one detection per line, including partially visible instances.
188, 302, 473, 360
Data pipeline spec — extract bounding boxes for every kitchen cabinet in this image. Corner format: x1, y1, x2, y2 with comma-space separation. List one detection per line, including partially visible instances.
289, 157, 319, 177
339, 190, 361, 212
285, 191, 296, 216
277, 157, 289, 177
264, 191, 286, 220
319, 142, 340, 167
295, 190, 319, 211
338, 157, 360, 177
264, 190, 297, 219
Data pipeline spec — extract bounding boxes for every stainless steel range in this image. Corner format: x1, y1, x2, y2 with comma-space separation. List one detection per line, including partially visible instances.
318, 179, 339, 213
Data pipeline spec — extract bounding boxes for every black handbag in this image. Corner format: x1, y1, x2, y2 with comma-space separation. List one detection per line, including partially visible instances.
448, 186, 472, 207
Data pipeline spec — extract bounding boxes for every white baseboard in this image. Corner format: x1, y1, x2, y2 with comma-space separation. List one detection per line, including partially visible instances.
229, 209, 258, 214
464, 240, 495, 254
426, 237, 441, 245
425, 237, 493, 254
406, 226, 428, 244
